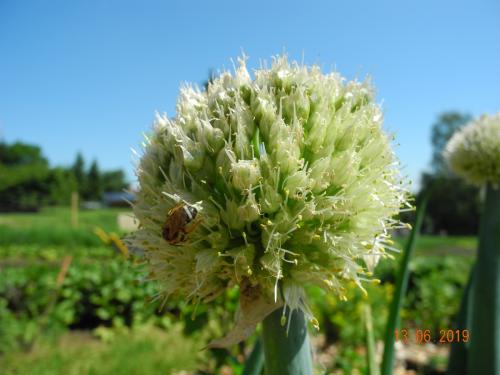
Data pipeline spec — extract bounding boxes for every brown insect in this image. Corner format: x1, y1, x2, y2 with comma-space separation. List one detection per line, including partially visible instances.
162, 202, 201, 244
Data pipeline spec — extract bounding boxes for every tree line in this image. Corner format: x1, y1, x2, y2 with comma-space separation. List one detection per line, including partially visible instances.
0, 141, 128, 212
414, 111, 480, 235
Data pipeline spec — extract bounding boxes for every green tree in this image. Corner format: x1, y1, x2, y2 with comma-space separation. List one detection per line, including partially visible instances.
101, 170, 128, 192
430, 112, 472, 173
0, 142, 50, 211
418, 112, 480, 235
46, 167, 77, 205
0, 143, 129, 209
85, 160, 102, 200
419, 173, 480, 234
72, 152, 86, 196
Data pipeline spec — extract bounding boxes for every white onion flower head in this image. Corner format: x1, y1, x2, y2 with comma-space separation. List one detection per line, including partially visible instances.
444, 113, 500, 187
130, 55, 410, 339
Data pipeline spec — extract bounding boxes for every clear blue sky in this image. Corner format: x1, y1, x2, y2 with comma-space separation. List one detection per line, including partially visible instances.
1, 0, 499, 189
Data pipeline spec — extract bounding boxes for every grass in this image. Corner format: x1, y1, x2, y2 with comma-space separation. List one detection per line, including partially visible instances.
395, 235, 476, 257
0, 206, 126, 231
0, 325, 207, 375
0, 206, 132, 260
0, 206, 131, 247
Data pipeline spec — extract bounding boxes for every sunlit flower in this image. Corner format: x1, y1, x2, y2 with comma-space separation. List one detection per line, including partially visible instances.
444, 113, 500, 187
130, 55, 410, 343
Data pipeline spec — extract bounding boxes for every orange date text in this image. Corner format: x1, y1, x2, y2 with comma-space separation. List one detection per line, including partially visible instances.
394, 329, 469, 344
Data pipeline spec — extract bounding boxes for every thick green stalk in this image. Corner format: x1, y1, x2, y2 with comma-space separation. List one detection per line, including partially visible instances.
364, 304, 380, 375
381, 195, 428, 375
243, 337, 264, 375
468, 184, 500, 374
446, 265, 475, 375
261, 308, 313, 375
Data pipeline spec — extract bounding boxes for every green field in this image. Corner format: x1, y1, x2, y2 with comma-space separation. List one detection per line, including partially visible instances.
0, 325, 206, 375
0, 207, 477, 374
398, 235, 476, 256
0, 207, 126, 247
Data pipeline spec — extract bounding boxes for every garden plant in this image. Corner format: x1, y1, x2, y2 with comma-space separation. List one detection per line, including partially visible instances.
444, 113, 500, 375
129, 55, 411, 374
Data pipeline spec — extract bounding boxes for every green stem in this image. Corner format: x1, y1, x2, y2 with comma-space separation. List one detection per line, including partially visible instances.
381, 194, 428, 375
364, 304, 380, 375
243, 337, 264, 375
447, 264, 475, 375
468, 184, 500, 374
261, 308, 313, 375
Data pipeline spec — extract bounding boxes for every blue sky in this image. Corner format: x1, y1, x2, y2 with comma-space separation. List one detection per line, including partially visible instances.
1, 0, 499, 189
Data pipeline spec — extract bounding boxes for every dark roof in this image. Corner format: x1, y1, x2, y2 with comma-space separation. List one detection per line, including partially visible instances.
102, 191, 136, 205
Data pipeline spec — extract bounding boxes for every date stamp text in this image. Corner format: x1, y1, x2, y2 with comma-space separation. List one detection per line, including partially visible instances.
395, 329, 469, 344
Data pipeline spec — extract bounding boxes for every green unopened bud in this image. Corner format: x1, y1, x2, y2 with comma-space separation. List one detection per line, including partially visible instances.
282, 88, 310, 124
306, 112, 328, 151
252, 96, 277, 142
237, 192, 261, 222
227, 244, 255, 280
220, 199, 245, 230
206, 228, 230, 249
174, 143, 205, 172
216, 147, 235, 179
198, 119, 225, 155
260, 182, 283, 214
308, 157, 332, 193
283, 170, 310, 200
330, 150, 359, 186
272, 139, 302, 175
231, 159, 261, 191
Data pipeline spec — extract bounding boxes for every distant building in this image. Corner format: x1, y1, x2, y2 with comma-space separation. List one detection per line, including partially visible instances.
102, 191, 136, 208
82, 201, 103, 210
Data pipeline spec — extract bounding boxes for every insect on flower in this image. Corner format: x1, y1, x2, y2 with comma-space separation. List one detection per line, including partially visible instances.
162, 202, 201, 245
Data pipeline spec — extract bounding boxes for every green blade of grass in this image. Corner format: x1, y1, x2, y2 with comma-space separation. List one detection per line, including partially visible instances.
380, 195, 428, 375
364, 304, 380, 375
468, 184, 500, 374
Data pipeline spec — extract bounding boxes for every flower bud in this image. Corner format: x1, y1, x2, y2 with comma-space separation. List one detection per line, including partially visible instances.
283, 170, 310, 200
282, 88, 310, 124
231, 159, 261, 191
445, 113, 500, 186
260, 182, 282, 214
237, 192, 261, 223
220, 199, 245, 230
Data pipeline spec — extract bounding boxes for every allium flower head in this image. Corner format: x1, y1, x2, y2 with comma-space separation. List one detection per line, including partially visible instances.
131, 55, 409, 343
444, 113, 500, 187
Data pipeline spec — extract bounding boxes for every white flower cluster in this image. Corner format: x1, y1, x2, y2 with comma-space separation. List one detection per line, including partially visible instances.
444, 113, 500, 187
131, 55, 409, 325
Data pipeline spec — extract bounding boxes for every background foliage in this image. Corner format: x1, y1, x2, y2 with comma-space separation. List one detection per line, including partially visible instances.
0, 143, 128, 211
0, 206, 475, 374
417, 112, 480, 235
